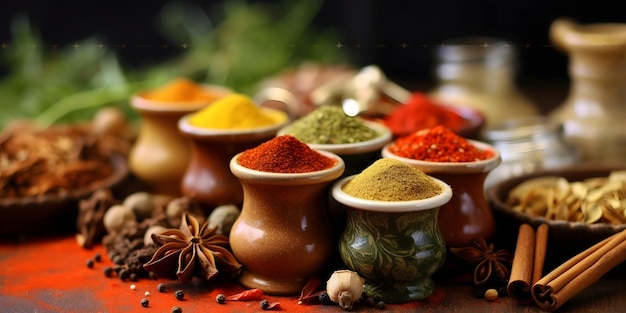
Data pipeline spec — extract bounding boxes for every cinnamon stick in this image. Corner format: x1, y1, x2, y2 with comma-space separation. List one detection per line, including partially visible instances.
507, 223, 549, 304
532, 228, 626, 311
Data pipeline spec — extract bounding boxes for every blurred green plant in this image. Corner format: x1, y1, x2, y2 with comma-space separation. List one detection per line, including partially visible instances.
0, 0, 346, 129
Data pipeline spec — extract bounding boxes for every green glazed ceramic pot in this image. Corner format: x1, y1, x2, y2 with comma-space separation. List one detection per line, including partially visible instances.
331, 175, 452, 303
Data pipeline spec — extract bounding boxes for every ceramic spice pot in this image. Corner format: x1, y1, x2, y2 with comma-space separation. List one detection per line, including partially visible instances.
331, 159, 452, 303
178, 108, 288, 208
228, 137, 345, 295
382, 126, 501, 248
128, 82, 230, 195
277, 106, 392, 177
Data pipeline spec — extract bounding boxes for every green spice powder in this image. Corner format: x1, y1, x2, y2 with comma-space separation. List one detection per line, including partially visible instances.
342, 158, 443, 201
284, 106, 379, 144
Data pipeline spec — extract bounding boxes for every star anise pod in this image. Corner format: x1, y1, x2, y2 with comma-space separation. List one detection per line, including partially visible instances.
449, 237, 514, 286
143, 213, 242, 283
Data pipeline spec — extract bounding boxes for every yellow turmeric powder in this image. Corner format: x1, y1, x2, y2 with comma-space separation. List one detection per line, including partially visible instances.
188, 93, 287, 129
142, 78, 221, 103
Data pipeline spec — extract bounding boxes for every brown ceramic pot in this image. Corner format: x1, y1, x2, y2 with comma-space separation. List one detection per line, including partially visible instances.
228, 150, 345, 295
128, 86, 230, 195
177, 112, 287, 208
382, 140, 501, 248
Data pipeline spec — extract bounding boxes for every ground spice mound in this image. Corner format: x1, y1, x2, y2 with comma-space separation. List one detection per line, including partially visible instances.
342, 158, 442, 201
284, 106, 379, 144
237, 135, 337, 173
389, 125, 494, 162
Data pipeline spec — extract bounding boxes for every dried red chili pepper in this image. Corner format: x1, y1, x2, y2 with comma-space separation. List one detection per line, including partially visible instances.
389, 125, 494, 162
225, 288, 264, 301
298, 276, 324, 304
237, 135, 336, 173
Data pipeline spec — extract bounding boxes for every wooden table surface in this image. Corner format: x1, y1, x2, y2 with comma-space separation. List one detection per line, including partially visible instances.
2, 219, 626, 313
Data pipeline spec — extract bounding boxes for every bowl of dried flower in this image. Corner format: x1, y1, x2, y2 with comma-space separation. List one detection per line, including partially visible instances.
0, 124, 129, 238
487, 163, 626, 250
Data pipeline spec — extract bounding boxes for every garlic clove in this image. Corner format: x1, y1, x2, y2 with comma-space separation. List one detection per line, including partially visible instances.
326, 270, 365, 310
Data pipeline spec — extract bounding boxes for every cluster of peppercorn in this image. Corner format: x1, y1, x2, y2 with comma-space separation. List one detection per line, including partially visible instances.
77, 188, 208, 282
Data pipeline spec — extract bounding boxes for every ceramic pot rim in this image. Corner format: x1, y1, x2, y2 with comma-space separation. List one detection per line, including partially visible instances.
178, 111, 289, 140
130, 84, 232, 113
278, 121, 392, 155
381, 140, 501, 174
230, 150, 345, 185
331, 175, 453, 213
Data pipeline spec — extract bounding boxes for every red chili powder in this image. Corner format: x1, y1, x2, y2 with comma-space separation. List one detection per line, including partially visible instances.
237, 135, 337, 173
388, 125, 494, 162
383, 92, 467, 137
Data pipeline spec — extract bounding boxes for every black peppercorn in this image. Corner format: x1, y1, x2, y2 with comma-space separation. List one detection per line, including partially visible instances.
375, 300, 386, 309
118, 269, 130, 281
216, 293, 226, 304
112, 254, 124, 265
130, 273, 139, 282
260, 299, 269, 310
103, 266, 114, 277
86, 259, 95, 269
175, 289, 185, 301
318, 291, 332, 305
141, 298, 149, 308
148, 271, 158, 280
171, 306, 182, 313
94, 253, 102, 262
157, 283, 166, 293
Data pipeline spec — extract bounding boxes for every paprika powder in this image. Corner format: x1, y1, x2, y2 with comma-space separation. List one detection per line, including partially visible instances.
382, 92, 469, 137
388, 125, 494, 162
237, 135, 336, 173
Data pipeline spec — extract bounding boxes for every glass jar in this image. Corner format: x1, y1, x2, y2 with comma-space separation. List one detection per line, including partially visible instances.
429, 37, 538, 131
483, 116, 580, 188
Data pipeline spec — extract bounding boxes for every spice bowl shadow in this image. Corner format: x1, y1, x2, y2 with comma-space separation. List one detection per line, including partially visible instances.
278, 121, 392, 178
128, 84, 232, 196
382, 140, 501, 249
177, 110, 289, 208
228, 150, 345, 295
331, 174, 452, 303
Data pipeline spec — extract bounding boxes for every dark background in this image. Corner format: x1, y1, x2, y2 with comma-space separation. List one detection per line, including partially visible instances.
1, 0, 625, 84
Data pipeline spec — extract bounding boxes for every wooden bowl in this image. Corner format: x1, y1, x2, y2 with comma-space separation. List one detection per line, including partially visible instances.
0, 154, 129, 239
487, 163, 626, 256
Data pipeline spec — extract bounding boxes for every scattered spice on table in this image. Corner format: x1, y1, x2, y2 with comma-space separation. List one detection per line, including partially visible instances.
382, 92, 467, 137
388, 125, 494, 162
141, 78, 222, 103
342, 158, 442, 201
282, 105, 379, 144
237, 135, 337, 173
188, 93, 286, 129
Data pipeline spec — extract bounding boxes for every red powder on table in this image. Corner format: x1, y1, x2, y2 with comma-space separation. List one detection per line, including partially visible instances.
237, 135, 337, 173
383, 92, 467, 137
389, 125, 494, 162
